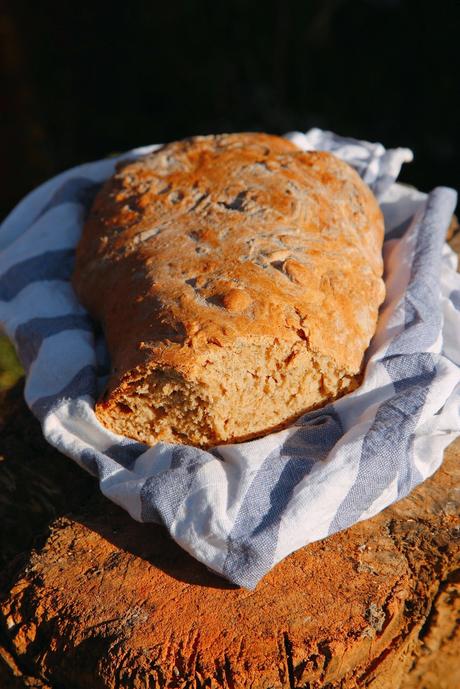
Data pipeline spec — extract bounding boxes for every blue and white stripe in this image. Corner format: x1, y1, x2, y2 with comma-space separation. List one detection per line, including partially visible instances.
1, 130, 458, 588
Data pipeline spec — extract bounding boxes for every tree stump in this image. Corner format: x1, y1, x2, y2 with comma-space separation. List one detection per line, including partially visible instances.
0, 388, 459, 689
0, 218, 459, 688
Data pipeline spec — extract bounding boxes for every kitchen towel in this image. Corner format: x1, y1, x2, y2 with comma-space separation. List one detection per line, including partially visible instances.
1, 129, 459, 588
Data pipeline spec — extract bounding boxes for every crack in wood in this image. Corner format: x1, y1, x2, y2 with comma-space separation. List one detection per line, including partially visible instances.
282, 631, 295, 689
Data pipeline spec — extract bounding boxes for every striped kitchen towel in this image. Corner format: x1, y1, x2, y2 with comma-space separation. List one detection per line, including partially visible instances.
1, 129, 459, 588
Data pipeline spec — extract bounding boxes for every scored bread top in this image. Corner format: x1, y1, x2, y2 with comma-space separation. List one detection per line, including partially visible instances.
73, 133, 385, 446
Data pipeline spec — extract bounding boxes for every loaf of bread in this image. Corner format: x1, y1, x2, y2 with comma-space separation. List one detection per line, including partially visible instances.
73, 133, 385, 447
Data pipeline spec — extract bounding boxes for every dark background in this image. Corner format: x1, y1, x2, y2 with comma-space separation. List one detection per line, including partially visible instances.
2, 0, 460, 218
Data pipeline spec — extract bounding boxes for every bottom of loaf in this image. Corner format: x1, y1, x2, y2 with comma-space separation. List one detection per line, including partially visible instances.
96, 337, 359, 447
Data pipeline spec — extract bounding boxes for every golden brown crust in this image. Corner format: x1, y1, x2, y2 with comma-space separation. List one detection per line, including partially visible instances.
73, 133, 385, 447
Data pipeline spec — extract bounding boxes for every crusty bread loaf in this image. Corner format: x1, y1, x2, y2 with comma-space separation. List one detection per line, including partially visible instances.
73, 133, 385, 447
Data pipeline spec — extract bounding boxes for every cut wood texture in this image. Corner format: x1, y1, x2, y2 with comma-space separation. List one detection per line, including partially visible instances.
0, 226, 459, 689
0, 385, 459, 689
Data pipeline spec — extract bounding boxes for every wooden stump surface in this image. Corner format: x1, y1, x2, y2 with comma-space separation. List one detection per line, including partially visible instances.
0, 383, 459, 689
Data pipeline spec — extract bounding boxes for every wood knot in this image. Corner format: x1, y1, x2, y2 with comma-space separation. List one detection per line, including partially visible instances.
222, 289, 251, 312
